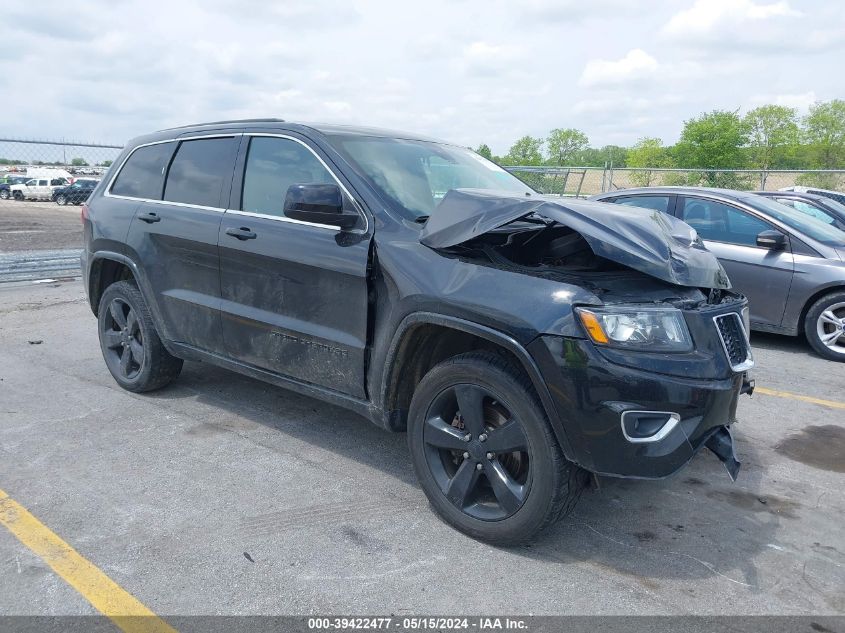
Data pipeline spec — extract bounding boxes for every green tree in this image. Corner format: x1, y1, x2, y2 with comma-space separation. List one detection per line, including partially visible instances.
545, 128, 589, 165
673, 110, 749, 187
627, 137, 671, 186
743, 105, 799, 172
71, 157, 89, 166
601, 145, 628, 168
803, 99, 845, 169
505, 135, 544, 165
475, 144, 493, 160
98, 160, 113, 167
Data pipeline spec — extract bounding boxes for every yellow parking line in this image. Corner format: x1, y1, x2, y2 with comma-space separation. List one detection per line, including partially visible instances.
0, 487, 177, 633
755, 386, 845, 410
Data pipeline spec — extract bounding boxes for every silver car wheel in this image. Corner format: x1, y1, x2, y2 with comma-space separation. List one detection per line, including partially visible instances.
817, 301, 845, 354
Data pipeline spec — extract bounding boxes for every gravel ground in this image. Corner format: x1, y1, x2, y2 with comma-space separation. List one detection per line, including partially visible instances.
0, 200, 83, 252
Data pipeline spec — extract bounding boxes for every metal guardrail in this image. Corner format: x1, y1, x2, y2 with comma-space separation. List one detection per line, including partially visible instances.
0, 249, 82, 283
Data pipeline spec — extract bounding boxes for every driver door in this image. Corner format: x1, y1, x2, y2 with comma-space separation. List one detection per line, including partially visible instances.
218, 134, 372, 398
678, 196, 794, 328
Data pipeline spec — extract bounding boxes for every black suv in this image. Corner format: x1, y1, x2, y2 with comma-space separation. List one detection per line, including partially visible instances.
53, 179, 99, 205
82, 120, 753, 543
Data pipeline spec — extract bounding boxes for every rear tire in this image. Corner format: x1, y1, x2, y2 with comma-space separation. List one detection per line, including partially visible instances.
97, 281, 183, 392
407, 351, 585, 544
0, 189, 9, 200
804, 291, 845, 362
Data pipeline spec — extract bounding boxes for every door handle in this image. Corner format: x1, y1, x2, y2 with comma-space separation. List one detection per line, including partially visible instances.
225, 227, 257, 240
138, 212, 161, 223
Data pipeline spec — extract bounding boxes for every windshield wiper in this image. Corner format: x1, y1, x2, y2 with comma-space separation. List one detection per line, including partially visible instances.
415, 215, 430, 224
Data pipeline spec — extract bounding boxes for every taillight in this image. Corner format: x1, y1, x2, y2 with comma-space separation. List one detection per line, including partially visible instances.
81, 202, 89, 223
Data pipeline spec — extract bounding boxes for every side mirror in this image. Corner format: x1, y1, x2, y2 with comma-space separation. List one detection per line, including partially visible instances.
756, 230, 787, 250
283, 183, 358, 230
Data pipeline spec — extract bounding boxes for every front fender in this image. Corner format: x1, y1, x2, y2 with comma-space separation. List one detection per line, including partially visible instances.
378, 311, 578, 462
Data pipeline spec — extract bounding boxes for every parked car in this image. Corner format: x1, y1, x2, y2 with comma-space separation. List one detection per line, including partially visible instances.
0, 175, 30, 199
590, 187, 845, 361
82, 121, 754, 543
52, 179, 99, 205
779, 185, 845, 206
754, 190, 845, 231
10, 177, 70, 201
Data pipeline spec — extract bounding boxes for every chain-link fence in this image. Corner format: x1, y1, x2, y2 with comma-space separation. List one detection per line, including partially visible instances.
0, 139, 123, 279
0, 138, 122, 202
504, 166, 845, 197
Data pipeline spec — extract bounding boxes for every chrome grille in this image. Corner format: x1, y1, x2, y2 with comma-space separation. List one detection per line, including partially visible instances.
714, 313, 753, 371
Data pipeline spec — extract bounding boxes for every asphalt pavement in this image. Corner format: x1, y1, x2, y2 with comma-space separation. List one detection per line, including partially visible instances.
0, 280, 843, 618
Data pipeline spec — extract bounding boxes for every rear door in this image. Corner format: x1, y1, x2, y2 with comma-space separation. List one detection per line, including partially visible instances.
677, 196, 794, 328
35, 179, 50, 198
218, 133, 371, 397
122, 136, 240, 353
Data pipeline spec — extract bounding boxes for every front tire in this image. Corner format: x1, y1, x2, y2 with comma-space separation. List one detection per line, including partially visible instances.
13, 191, 23, 200
0, 189, 9, 200
56, 194, 67, 205
407, 351, 585, 544
805, 291, 845, 361
97, 281, 183, 392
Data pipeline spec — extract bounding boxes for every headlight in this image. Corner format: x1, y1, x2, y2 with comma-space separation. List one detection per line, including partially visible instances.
576, 306, 693, 352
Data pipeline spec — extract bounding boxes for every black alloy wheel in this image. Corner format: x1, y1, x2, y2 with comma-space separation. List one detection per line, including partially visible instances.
422, 383, 530, 520
96, 280, 183, 392
408, 352, 585, 544
101, 296, 144, 381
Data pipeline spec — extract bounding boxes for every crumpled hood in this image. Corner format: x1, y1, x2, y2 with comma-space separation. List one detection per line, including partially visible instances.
420, 189, 731, 289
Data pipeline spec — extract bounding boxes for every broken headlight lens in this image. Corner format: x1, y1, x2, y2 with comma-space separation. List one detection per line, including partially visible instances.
576, 306, 693, 352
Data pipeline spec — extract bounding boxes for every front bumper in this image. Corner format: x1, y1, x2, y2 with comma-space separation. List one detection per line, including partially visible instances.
530, 335, 749, 479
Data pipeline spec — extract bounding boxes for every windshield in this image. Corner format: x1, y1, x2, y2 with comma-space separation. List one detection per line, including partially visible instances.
328, 135, 534, 220
750, 196, 845, 246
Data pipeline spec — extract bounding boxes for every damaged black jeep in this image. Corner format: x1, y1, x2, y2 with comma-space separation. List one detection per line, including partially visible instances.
82, 121, 754, 543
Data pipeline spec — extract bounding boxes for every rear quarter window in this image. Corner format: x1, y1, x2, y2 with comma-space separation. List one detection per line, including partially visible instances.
611, 195, 670, 213
111, 142, 175, 199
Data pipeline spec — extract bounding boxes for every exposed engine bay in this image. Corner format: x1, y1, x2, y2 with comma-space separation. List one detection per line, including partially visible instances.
442, 220, 741, 309
420, 189, 733, 291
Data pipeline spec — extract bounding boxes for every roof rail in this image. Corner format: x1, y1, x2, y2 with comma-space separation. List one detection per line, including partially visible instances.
158, 118, 286, 132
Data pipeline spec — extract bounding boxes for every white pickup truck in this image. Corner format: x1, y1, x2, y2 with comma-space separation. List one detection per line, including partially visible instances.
10, 177, 70, 201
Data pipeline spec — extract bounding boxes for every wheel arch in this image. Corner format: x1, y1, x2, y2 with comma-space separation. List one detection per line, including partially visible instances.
86, 252, 174, 348
379, 312, 577, 461
798, 283, 845, 334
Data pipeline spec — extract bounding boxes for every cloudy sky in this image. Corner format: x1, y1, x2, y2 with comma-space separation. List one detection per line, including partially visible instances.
3, 0, 843, 153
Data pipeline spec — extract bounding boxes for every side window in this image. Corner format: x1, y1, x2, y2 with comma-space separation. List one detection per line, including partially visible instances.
241, 137, 336, 217
774, 198, 835, 225
680, 198, 771, 246
111, 142, 175, 199
38, 180, 48, 186
612, 195, 670, 213
163, 137, 238, 208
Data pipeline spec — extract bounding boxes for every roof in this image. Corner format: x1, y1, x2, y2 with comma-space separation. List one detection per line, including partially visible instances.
754, 190, 833, 202
133, 119, 447, 146
592, 186, 766, 203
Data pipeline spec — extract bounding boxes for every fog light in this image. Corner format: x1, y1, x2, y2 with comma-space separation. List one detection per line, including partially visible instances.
621, 410, 681, 443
